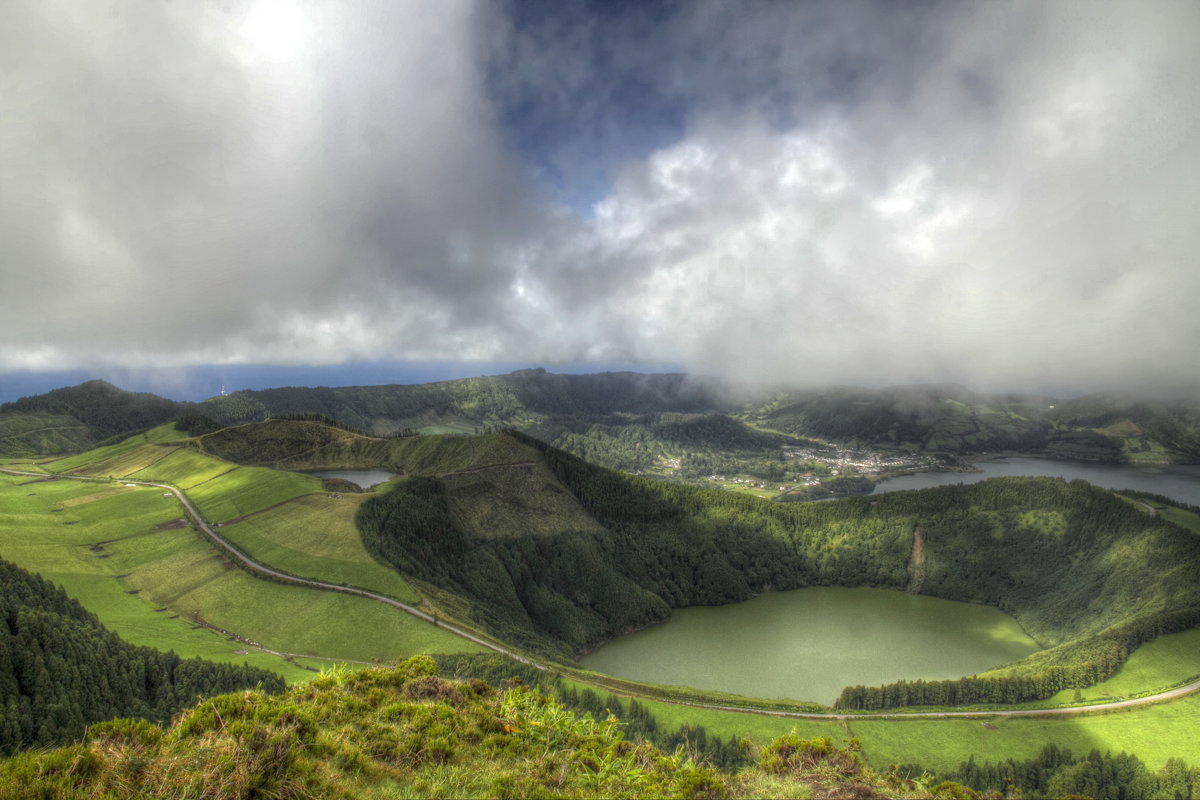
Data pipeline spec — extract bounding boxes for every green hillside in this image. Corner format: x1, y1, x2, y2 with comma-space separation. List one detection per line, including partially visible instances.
350, 428, 1200, 705
0, 412, 93, 457
4, 374, 1199, 478
3, 417, 1200, 798
0, 556, 283, 755
0, 427, 485, 678
0, 655, 968, 800
1, 380, 194, 445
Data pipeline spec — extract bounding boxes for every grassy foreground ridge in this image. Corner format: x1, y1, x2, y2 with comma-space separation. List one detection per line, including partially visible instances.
0, 656, 982, 800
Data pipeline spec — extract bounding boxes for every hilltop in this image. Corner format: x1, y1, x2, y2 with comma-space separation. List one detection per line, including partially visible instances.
4, 372, 1199, 468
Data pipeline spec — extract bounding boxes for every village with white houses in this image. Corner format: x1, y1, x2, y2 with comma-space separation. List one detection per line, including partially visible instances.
660, 445, 947, 499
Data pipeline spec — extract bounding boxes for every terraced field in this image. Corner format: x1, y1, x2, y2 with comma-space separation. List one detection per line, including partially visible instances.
0, 427, 484, 682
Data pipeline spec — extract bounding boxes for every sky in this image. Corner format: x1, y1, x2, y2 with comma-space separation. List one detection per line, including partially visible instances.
2, 0, 1198, 400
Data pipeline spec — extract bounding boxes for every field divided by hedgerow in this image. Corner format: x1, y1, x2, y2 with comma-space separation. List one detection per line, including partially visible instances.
0, 473, 316, 681
849, 692, 1200, 774
1, 441, 485, 678
218, 491, 421, 603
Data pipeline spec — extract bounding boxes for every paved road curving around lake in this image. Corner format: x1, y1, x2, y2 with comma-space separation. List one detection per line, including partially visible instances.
676, 676, 1200, 721
0, 467, 538, 669
5, 466, 1200, 720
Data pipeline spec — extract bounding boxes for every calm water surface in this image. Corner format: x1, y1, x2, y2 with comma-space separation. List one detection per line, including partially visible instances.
873, 457, 1200, 506
579, 587, 1039, 705
307, 469, 397, 489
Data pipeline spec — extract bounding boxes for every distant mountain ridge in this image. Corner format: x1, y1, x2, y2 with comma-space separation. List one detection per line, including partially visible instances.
2, 372, 1198, 463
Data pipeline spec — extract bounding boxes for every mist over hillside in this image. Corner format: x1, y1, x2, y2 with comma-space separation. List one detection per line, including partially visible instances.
4, 371, 1199, 466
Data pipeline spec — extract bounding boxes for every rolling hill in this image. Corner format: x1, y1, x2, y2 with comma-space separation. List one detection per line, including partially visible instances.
5, 372, 1199, 467
194, 419, 1200, 707
3, 416, 1200, 798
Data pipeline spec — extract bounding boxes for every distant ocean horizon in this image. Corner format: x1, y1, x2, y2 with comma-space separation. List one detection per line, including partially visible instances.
0, 360, 684, 405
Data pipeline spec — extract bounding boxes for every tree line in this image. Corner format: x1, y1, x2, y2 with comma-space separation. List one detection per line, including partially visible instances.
359, 431, 1200, 704
913, 743, 1200, 800
434, 653, 750, 771
0, 557, 284, 755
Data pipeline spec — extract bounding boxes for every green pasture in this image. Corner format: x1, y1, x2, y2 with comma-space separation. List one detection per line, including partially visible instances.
219, 491, 421, 603
416, 423, 476, 435
573, 666, 1200, 777
120, 526, 482, 663
128, 446, 236, 488
0, 474, 317, 681
44, 434, 174, 476
1029, 627, 1200, 706
0, 469, 483, 683
1160, 505, 1200, 533
850, 694, 1200, 774
184, 464, 321, 522
39, 427, 323, 524
1117, 493, 1200, 535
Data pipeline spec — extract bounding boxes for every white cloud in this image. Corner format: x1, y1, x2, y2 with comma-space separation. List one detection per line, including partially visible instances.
1, 0, 1197, 395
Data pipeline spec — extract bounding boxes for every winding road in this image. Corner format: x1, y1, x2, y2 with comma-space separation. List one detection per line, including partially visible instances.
0, 466, 536, 668
4, 466, 1198, 721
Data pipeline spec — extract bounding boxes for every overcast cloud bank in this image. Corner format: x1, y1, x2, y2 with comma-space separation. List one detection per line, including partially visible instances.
2, 0, 1197, 395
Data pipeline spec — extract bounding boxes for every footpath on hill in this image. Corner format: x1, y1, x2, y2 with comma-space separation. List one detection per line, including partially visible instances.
4, 465, 1199, 722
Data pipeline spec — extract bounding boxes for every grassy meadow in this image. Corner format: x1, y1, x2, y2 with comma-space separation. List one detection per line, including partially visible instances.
0, 473, 318, 681
849, 692, 1200, 774
218, 491, 422, 603
0, 432, 486, 682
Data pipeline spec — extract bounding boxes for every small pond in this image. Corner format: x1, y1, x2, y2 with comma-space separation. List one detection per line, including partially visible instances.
307, 469, 398, 489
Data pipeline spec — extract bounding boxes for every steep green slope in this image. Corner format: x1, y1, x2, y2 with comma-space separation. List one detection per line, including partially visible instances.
0, 556, 284, 756
356, 430, 1200, 704
4, 429, 484, 672
0, 656, 958, 800
0, 380, 195, 448
0, 412, 93, 457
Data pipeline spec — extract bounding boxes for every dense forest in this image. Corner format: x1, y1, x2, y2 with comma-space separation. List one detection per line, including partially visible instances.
355, 430, 1200, 704
1, 381, 191, 446
923, 743, 1199, 800
0, 557, 284, 755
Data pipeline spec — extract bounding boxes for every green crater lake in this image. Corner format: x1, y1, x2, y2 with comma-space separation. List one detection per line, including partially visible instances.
579, 587, 1040, 705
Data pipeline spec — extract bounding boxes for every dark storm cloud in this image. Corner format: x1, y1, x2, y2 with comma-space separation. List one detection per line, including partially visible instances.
2, 1, 1197, 394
